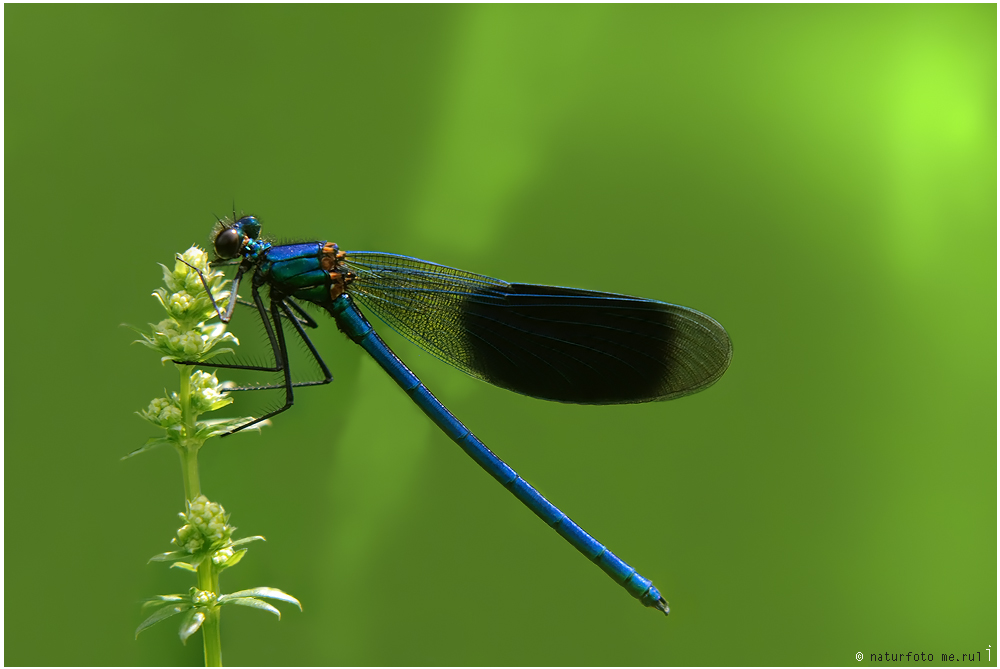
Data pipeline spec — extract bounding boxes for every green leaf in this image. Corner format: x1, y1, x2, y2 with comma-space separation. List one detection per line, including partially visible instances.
122, 322, 147, 337
150, 549, 207, 570
220, 587, 301, 611
121, 437, 174, 460
178, 608, 206, 644
135, 603, 191, 638
193, 417, 264, 440
216, 548, 247, 571
205, 397, 234, 412
231, 535, 266, 547
158, 263, 174, 287
148, 549, 191, 563
170, 561, 198, 572
199, 347, 237, 362
220, 596, 281, 618
140, 594, 186, 610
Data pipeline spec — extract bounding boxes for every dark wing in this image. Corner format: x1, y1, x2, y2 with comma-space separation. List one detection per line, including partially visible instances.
343, 252, 732, 404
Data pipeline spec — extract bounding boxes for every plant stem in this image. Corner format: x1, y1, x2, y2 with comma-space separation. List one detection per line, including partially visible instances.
177, 365, 221, 666
179, 364, 194, 430
177, 368, 202, 500
180, 447, 201, 501
198, 560, 223, 667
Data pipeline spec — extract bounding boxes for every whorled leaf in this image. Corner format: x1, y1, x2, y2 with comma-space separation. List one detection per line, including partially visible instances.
220, 596, 281, 618
215, 548, 247, 572
148, 549, 195, 563
193, 417, 268, 440
178, 608, 207, 644
170, 561, 198, 573
121, 436, 177, 460
135, 603, 192, 638
131, 319, 237, 366
151, 550, 208, 571
140, 594, 188, 610
220, 587, 302, 611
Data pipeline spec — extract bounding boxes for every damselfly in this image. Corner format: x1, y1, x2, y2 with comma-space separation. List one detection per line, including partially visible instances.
184, 214, 732, 616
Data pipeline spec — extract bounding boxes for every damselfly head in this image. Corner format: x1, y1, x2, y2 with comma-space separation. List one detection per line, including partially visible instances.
214, 226, 242, 259
211, 215, 261, 259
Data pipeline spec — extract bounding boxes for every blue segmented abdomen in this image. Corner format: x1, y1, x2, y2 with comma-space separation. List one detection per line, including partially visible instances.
325, 292, 669, 614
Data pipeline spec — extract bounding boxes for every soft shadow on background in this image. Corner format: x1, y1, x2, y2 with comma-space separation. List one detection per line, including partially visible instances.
5, 5, 996, 666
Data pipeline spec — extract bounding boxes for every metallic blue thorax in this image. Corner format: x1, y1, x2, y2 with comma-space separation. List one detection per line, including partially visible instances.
254, 241, 352, 305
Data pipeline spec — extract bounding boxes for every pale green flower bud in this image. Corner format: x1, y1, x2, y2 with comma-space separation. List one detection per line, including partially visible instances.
180, 247, 210, 272
177, 331, 204, 356
167, 291, 195, 315
172, 495, 233, 554
175, 523, 204, 553
177, 246, 228, 299
155, 246, 230, 323
140, 319, 202, 359
157, 319, 183, 338
189, 371, 233, 414
134, 245, 239, 364
125, 245, 261, 462
140, 397, 182, 427
191, 588, 215, 606
163, 247, 211, 293
212, 546, 235, 565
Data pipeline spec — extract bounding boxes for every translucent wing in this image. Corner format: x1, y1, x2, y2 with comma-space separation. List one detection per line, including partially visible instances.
343, 252, 732, 404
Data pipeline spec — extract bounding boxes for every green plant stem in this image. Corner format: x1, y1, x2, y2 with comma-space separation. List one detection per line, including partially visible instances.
179, 364, 194, 430
177, 367, 202, 501
177, 365, 221, 666
179, 446, 201, 501
198, 560, 223, 667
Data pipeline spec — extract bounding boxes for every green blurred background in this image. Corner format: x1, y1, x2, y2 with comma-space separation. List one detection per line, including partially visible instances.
5, 5, 996, 666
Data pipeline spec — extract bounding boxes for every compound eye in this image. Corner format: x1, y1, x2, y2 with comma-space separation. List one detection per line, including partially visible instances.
215, 227, 242, 259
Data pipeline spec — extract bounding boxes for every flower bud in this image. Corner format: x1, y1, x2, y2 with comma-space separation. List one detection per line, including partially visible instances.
173, 495, 233, 553
140, 397, 182, 427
